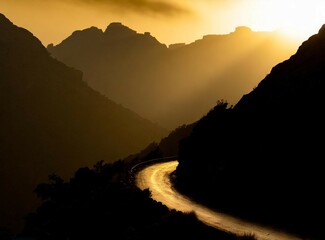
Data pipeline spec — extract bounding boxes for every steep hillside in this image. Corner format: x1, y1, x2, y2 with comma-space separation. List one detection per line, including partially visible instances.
175, 25, 325, 240
48, 24, 298, 129
0, 13, 167, 232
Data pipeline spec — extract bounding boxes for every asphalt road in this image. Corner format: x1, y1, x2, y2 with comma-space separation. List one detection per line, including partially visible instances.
135, 161, 302, 240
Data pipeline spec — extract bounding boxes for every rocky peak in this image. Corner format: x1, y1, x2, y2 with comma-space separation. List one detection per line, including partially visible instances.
234, 26, 252, 33
0, 13, 11, 25
54, 26, 103, 47
71, 26, 103, 37
104, 22, 137, 39
288, 23, 325, 62
0, 13, 48, 63
317, 24, 325, 36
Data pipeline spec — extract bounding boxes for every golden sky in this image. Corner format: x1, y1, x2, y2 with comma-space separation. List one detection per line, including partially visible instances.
1, 0, 325, 47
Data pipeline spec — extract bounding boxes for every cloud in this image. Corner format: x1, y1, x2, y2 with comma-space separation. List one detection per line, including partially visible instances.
73, 0, 190, 16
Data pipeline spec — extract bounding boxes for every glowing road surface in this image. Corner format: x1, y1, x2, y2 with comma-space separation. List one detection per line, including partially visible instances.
135, 161, 301, 240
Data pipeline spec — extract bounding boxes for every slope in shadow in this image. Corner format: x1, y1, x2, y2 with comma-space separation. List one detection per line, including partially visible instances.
175, 24, 325, 240
0, 13, 167, 233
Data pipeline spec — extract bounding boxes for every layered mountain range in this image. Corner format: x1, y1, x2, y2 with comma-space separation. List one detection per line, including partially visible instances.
0, 13, 166, 232
48, 23, 298, 129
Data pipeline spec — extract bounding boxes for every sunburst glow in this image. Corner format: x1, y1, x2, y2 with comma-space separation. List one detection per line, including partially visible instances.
204, 0, 325, 42
261, 0, 325, 40
0, 0, 325, 47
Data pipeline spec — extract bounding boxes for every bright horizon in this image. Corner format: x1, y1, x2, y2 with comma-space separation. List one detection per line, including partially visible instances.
1, 0, 325, 47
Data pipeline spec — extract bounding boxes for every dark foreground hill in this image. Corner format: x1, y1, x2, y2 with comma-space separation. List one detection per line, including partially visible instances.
0, 13, 167, 233
175, 25, 325, 240
4, 120, 254, 240
48, 24, 298, 129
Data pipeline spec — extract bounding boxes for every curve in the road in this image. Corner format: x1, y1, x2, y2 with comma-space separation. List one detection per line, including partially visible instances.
135, 161, 302, 240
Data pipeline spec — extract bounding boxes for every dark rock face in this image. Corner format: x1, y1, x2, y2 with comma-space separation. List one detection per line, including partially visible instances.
0, 13, 167, 233
234, 24, 325, 113
175, 24, 325, 240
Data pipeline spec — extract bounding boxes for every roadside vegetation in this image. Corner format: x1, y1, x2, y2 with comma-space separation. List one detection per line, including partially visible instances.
18, 159, 256, 240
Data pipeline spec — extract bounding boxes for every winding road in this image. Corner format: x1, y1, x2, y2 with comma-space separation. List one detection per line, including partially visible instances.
135, 161, 302, 240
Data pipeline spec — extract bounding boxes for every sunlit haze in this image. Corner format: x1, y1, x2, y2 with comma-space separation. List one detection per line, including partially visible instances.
1, 1, 325, 238
1, 0, 325, 46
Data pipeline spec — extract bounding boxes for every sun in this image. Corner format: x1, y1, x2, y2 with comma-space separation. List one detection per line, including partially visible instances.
271, 0, 325, 41
205, 0, 325, 43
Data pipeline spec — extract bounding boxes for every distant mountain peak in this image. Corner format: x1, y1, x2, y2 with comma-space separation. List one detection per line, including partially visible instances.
104, 22, 137, 38
0, 12, 47, 59
68, 26, 103, 41
50, 26, 103, 48
318, 24, 325, 35
0, 12, 11, 24
72, 26, 103, 36
233, 26, 253, 35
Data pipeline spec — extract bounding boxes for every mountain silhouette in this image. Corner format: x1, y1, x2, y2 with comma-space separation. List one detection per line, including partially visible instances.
0, 13, 167, 233
175, 25, 325, 239
234, 24, 325, 113
48, 23, 298, 129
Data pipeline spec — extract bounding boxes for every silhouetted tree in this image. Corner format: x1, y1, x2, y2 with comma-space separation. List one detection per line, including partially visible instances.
21, 159, 255, 240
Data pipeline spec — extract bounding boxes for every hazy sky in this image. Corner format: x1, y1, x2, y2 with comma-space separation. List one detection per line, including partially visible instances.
1, 0, 325, 47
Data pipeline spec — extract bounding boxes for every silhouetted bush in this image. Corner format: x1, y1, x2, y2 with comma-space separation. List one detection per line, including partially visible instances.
20, 160, 253, 240
0, 228, 13, 240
